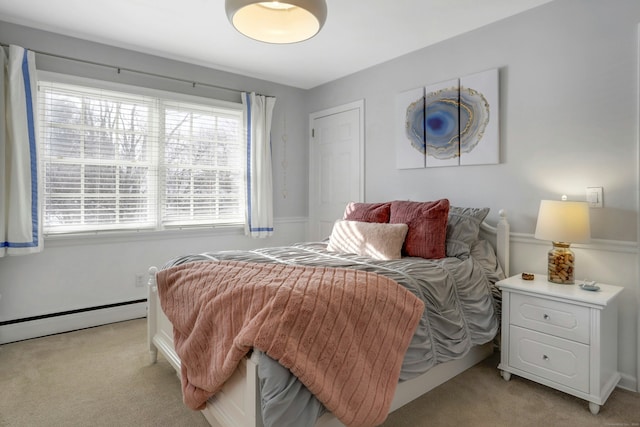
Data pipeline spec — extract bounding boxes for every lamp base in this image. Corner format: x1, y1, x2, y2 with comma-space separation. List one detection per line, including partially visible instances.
547, 242, 575, 284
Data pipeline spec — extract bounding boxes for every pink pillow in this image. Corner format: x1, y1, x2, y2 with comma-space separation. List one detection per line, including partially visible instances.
343, 202, 391, 223
327, 220, 409, 260
390, 199, 450, 259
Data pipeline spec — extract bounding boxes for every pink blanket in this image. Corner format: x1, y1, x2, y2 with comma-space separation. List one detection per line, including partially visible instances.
156, 260, 424, 427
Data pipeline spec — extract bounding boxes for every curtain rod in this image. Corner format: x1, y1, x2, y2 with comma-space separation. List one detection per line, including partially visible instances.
1, 42, 273, 98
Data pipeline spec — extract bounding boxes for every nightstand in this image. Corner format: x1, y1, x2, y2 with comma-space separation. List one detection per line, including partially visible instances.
497, 274, 623, 415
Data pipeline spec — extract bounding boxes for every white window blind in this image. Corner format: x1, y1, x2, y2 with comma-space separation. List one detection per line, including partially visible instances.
39, 80, 245, 234
162, 101, 245, 226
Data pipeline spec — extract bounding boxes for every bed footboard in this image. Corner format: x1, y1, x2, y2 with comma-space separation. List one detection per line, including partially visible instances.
147, 266, 262, 427
200, 353, 262, 427
147, 267, 180, 371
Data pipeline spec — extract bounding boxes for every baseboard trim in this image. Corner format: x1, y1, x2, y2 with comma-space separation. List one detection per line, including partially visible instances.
0, 301, 146, 344
618, 372, 638, 393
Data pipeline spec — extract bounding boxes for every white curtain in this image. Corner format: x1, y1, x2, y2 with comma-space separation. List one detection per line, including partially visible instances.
242, 92, 276, 238
0, 45, 42, 257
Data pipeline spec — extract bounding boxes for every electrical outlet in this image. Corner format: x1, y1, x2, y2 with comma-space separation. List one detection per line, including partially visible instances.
135, 273, 146, 287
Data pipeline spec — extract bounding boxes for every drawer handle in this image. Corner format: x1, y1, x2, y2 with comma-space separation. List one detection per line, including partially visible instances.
542, 355, 549, 361
543, 314, 550, 320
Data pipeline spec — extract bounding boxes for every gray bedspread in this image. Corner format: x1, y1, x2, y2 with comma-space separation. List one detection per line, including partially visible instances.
163, 239, 504, 427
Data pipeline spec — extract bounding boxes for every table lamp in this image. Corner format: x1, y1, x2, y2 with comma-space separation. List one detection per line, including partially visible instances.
534, 199, 591, 284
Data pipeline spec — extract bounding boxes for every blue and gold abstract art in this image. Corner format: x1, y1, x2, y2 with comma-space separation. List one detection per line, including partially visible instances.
396, 68, 499, 168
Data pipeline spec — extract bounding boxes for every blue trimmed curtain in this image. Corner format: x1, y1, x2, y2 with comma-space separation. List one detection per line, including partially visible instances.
242, 92, 276, 238
1, 45, 42, 257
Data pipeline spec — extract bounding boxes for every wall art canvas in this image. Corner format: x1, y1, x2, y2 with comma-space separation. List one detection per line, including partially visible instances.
425, 78, 460, 167
395, 87, 425, 169
395, 68, 499, 169
459, 68, 499, 165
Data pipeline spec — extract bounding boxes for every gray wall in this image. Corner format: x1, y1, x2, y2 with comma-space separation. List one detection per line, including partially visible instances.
0, 22, 310, 325
0, 21, 311, 220
304, 1, 640, 387
1, 0, 639, 385
307, 0, 640, 242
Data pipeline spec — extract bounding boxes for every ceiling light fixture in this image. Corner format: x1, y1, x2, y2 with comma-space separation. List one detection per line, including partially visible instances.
225, 0, 327, 44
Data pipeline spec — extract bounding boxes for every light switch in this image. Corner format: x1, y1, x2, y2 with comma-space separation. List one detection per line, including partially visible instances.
586, 187, 603, 208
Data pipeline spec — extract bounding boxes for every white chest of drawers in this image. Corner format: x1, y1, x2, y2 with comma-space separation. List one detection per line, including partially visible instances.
497, 274, 623, 414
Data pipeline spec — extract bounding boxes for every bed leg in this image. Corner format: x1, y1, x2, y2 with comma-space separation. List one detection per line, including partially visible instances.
147, 266, 159, 364
149, 347, 158, 364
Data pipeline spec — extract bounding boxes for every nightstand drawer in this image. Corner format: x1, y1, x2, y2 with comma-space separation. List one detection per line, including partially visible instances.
510, 293, 590, 344
509, 325, 589, 393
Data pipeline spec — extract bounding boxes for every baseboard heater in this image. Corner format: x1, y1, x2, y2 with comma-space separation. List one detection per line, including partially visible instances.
0, 299, 147, 344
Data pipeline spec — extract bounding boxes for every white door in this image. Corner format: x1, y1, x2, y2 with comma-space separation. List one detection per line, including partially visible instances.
308, 100, 364, 241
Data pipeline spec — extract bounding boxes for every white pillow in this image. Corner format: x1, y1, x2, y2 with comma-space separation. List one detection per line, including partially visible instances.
327, 220, 409, 260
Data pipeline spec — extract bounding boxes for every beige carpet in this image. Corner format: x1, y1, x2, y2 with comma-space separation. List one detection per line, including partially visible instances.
0, 319, 638, 427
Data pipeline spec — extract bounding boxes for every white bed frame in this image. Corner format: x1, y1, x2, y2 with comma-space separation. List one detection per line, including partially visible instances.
147, 211, 510, 427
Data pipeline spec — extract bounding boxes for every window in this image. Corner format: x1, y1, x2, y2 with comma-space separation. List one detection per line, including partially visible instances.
38, 79, 245, 234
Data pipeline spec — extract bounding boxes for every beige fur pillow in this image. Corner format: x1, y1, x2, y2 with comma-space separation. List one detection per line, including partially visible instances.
327, 220, 409, 260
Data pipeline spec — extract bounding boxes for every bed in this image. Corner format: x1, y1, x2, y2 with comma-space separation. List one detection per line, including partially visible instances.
147, 200, 510, 427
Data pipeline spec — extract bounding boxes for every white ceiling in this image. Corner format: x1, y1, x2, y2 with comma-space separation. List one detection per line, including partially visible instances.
0, 0, 553, 89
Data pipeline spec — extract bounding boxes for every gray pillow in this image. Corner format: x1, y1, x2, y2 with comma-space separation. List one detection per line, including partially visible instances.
446, 206, 490, 258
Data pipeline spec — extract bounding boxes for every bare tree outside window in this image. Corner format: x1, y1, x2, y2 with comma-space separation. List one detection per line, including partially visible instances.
39, 81, 245, 234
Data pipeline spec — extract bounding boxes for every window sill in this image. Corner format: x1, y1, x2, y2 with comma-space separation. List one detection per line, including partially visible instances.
44, 224, 245, 248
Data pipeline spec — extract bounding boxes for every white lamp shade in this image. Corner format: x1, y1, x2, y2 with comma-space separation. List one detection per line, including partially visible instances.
534, 200, 591, 243
226, 0, 327, 44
